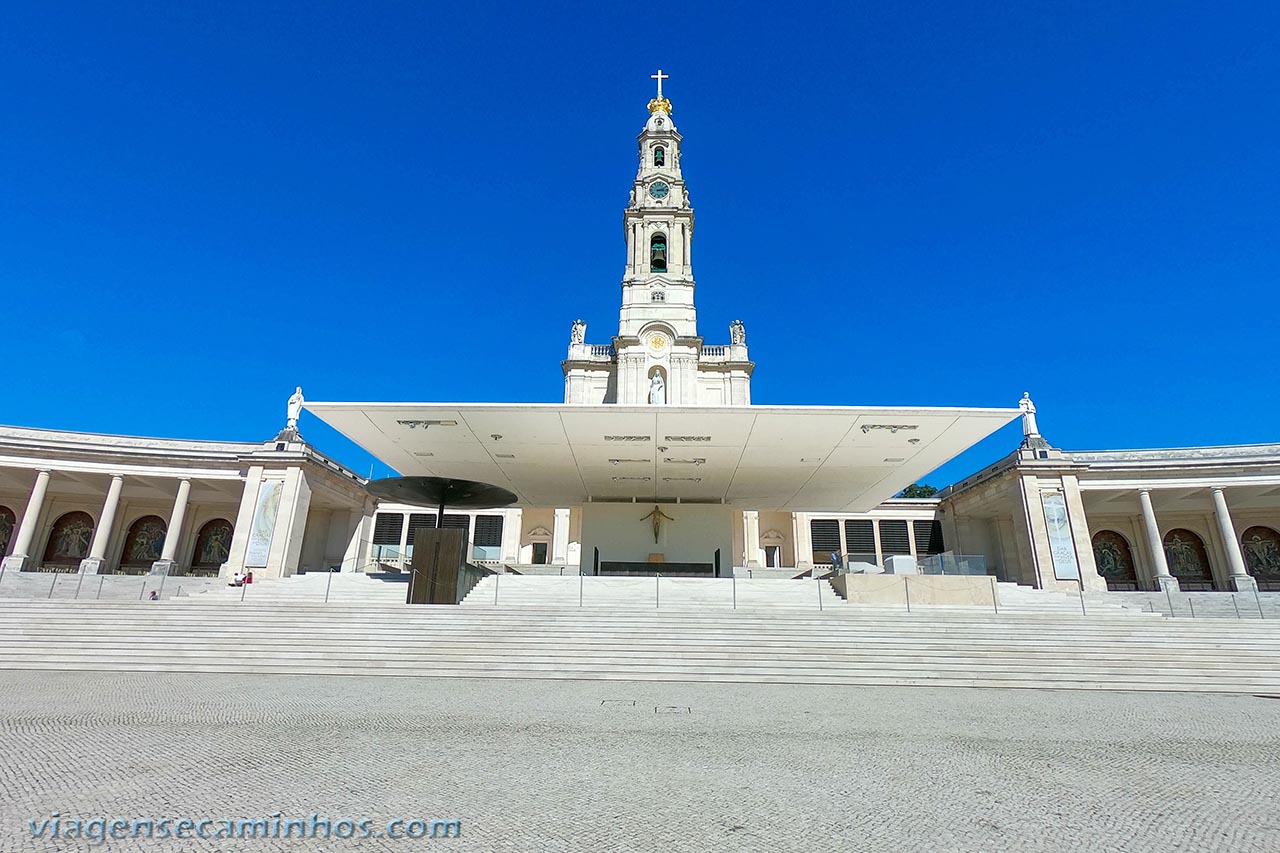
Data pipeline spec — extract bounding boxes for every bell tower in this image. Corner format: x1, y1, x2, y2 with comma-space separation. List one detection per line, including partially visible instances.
618, 69, 697, 340
562, 71, 753, 407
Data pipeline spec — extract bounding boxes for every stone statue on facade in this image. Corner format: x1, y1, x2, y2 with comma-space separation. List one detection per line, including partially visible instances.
730, 320, 746, 346
1019, 392, 1039, 437
649, 372, 666, 405
286, 386, 304, 430
571, 319, 586, 346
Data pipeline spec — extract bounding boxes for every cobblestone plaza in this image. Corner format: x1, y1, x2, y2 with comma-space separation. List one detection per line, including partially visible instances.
0, 673, 1277, 852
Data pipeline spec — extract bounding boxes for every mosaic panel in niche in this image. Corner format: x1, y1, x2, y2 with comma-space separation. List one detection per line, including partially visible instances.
1241, 526, 1280, 581
42, 511, 94, 564
1162, 528, 1213, 584
121, 515, 167, 565
192, 519, 233, 568
0, 506, 15, 556
1091, 530, 1138, 586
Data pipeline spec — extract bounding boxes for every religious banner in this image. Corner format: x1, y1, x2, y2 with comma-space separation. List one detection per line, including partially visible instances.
1041, 492, 1080, 580
244, 480, 284, 568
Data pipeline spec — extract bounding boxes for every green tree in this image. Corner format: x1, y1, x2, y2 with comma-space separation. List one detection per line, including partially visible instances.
898, 483, 938, 498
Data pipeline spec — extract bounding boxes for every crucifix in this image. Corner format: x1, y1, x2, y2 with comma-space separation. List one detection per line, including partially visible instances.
641, 504, 674, 544
651, 68, 669, 100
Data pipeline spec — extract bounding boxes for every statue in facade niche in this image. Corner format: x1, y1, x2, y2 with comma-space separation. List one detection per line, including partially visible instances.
649, 372, 666, 404
571, 319, 586, 346
1019, 392, 1039, 437
730, 320, 746, 345
286, 386, 304, 430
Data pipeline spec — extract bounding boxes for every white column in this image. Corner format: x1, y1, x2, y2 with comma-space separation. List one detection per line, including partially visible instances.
742, 510, 763, 567
500, 508, 523, 565
342, 504, 374, 572
222, 465, 264, 577
153, 478, 191, 574
792, 513, 813, 569
551, 507, 571, 565
265, 467, 311, 577
2, 469, 52, 572
1211, 487, 1256, 592
397, 510, 411, 563
80, 474, 124, 574
1138, 488, 1178, 592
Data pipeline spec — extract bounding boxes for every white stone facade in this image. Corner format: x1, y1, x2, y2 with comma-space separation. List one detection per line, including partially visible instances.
938, 441, 1280, 593
0, 425, 371, 578
562, 97, 753, 406
3, 83, 1277, 597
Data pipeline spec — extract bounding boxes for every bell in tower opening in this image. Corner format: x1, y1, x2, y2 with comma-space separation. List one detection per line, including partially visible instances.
653, 146, 665, 167
650, 233, 667, 272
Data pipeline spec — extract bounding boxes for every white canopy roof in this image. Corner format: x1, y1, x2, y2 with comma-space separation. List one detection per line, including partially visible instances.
305, 402, 1019, 512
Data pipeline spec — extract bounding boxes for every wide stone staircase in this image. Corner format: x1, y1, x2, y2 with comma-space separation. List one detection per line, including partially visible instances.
185, 572, 409, 605
1, 596, 1279, 693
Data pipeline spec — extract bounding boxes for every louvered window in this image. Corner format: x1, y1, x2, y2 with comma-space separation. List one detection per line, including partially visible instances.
372, 513, 403, 546
879, 520, 911, 555
407, 513, 471, 545
913, 520, 944, 555
810, 519, 840, 551
473, 515, 504, 547
843, 520, 875, 557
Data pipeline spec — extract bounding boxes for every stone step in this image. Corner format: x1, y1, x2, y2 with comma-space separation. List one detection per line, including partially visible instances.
0, 614, 1264, 630
0, 658, 1268, 693
0, 644, 1272, 671
0, 658, 1271, 693
3, 600, 1277, 692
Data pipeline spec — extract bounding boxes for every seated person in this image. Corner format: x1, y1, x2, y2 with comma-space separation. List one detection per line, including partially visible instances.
228, 571, 245, 587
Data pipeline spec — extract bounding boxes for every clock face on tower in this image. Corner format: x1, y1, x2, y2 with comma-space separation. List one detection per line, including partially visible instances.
649, 181, 669, 200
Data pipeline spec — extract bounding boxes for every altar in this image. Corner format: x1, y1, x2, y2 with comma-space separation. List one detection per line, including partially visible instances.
579, 502, 734, 577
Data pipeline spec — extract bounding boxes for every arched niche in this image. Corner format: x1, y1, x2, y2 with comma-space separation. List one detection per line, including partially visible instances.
0, 505, 15, 557
1091, 530, 1139, 591
191, 519, 234, 574
41, 511, 94, 568
650, 233, 667, 272
120, 515, 167, 571
1162, 528, 1216, 590
1240, 526, 1280, 590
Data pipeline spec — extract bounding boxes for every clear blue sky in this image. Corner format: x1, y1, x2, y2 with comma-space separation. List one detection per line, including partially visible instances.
2, 2, 1277, 487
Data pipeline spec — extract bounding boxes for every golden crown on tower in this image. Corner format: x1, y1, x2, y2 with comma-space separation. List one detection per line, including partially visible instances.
647, 96, 672, 115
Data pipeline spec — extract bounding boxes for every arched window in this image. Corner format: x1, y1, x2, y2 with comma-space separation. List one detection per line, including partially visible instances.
1241, 526, 1280, 591
653, 146, 665, 167
191, 519, 234, 574
120, 515, 167, 570
42, 511, 94, 567
651, 290, 665, 302
0, 505, 15, 557
650, 233, 667, 272
1163, 528, 1216, 590
1091, 530, 1139, 590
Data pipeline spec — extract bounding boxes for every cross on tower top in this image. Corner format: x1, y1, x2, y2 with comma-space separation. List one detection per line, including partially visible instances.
651, 69, 669, 99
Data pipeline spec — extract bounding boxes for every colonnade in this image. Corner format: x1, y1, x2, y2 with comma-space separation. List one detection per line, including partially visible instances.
2, 469, 216, 575
1132, 486, 1260, 592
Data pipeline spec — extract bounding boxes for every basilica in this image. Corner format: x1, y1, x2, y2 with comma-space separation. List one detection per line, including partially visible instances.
1, 76, 1277, 597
